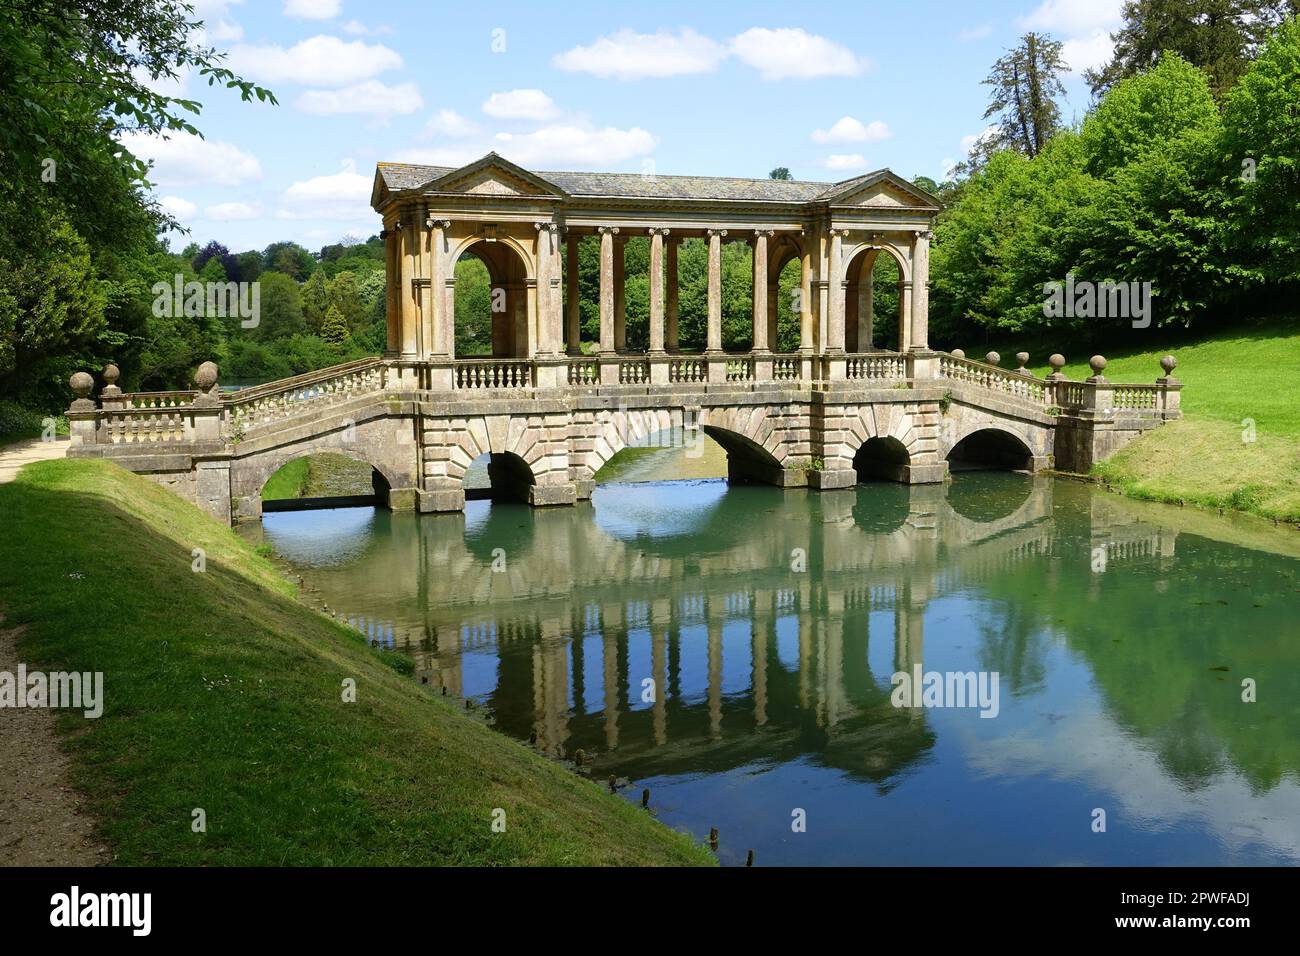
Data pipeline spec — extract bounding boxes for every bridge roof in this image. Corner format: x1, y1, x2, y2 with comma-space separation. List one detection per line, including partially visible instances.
373, 152, 941, 210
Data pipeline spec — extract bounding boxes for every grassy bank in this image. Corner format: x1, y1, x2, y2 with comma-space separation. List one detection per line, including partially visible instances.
986, 321, 1300, 522
0, 459, 713, 866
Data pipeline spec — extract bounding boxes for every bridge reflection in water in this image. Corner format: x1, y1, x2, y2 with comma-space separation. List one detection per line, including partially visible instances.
257, 475, 1179, 787
255, 472, 1300, 864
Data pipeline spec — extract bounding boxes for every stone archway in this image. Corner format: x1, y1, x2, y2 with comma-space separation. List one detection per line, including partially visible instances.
449, 236, 534, 359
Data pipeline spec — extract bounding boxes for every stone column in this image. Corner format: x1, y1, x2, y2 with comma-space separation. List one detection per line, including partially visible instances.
858, 262, 874, 351
706, 229, 725, 353
899, 280, 914, 351
752, 230, 771, 352
533, 221, 555, 357
666, 236, 679, 351
443, 276, 457, 361
566, 233, 581, 355
417, 206, 433, 358
613, 235, 626, 351
911, 231, 930, 351
383, 226, 399, 355
400, 213, 419, 357
598, 226, 617, 353
428, 218, 451, 358
827, 229, 846, 353
648, 228, 667, 353
799, 245, 813, 353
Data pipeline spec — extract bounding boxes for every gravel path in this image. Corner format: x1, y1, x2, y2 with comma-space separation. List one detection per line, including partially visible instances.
0, 616, 110, 865
0, 436, 68, 484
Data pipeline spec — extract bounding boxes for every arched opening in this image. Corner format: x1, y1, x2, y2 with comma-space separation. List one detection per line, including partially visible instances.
771, 243, 803, 353
593, 424, 727, 484
462, 450, 536, 504
844, 247, 906, 352
947, 428, 1034, 473
701, 425, 783, 487
261, 452, 391, 512
853, 436, 910, 483
452, 239, 531, 358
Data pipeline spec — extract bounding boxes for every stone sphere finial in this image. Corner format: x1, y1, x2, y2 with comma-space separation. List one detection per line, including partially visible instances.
103, 364, 120, 386
951, 348, 965, 360
70, 371, 94, 399
1160, 354, 1177, 375
195, 361, 219, 391
1016, 351, 1029, 367
1049, 353, 1066, 372
985, 351, 1001, 367
1089, 354, 1108, 375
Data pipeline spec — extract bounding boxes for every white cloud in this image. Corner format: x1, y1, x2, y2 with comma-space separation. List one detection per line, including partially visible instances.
729, 28, 869, 80
205, 201, 261, 221
811, 117, 892, 144
1061, 30, 1116, 73
552, 28, 727, 80
159, 195, 197, 220
481, 89, 559, 121
823, 153, 868, 171
227, 35, 402, 87
279, 158, 373, 220
1018, 0, 1123, 36
191, 0, 244, 42
341, 19, 390, 36
959, 24, 993, 41
283, 0, 340, 20
424, 109, 480, 138
120, 131, 262, 187
491, 124, 658, 168
961, 126, 999, 152
1018, 0, 1123, 74
295, 80, 423, 117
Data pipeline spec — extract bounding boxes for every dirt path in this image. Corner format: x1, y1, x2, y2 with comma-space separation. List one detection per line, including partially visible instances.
0, 615, 110, 866
0, 436, 68, 484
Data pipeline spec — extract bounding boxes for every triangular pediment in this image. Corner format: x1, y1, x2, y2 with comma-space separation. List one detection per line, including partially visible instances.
821, 170, 941, 211
422, 153, 566, 199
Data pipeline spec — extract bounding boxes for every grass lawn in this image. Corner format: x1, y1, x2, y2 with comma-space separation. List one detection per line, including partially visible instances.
983, 320, 1300, 521
0, 459, 714, 866
260, 456, 309, 500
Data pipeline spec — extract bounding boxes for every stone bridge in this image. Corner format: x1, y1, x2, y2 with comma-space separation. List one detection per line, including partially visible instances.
64, 153, 1181, 523
65, 348, 1181, 525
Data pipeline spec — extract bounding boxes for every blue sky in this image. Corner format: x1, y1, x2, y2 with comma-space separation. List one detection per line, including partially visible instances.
134, 0, 1125, 252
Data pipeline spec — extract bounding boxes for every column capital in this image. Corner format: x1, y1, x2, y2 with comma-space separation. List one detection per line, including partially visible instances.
707, 228, 728, 238
425, 217, 451, 229
534, 220, 559, 233
647, 226, 671, 236
753, 228, 775, 238
919, 230, 934, 242
597, 225, 619, 235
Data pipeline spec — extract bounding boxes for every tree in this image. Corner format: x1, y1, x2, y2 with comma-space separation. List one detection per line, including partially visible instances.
769, 167, 793, 180
262, 241, 315, 280
319, 305, 349, 348
981, 32, 1067, 158
0, 1, 273, 407
1086, 0, 1297, 99
250, 271, 305, 342
300, 269, 329, 333
192, 240, 239, 281
327, 270, 368, 334
1221, 14, 1300, 285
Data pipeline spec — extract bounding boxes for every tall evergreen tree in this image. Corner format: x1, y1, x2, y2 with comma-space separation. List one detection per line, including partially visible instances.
981, 33, 1068, 159
1086, 0, 1297, 99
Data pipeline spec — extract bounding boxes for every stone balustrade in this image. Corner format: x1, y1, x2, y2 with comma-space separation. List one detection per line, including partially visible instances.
65, 349, 1183, 450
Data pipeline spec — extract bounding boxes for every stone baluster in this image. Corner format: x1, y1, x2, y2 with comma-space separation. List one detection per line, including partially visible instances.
67, 371, 98, 446
1156, 354, 1182, 419
1045, 353, 1067, 407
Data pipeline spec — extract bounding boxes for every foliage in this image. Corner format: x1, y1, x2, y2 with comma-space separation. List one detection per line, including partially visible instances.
1086, 0, 1296, 98
981, 32, 1067, 159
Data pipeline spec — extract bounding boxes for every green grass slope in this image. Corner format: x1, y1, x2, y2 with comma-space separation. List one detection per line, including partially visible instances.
984, 321, 1300, 521
0, 459, 713, 867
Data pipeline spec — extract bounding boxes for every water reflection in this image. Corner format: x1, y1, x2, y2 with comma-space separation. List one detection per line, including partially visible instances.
248, 474, 1300, 865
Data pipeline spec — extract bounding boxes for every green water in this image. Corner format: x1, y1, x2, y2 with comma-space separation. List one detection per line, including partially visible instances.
243, 474, 1300, 865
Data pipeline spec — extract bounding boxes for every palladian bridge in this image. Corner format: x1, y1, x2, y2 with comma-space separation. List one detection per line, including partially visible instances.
65, 152, 1183, 524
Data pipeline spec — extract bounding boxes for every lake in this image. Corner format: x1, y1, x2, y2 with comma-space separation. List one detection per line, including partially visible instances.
240, 473, 1300, 866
